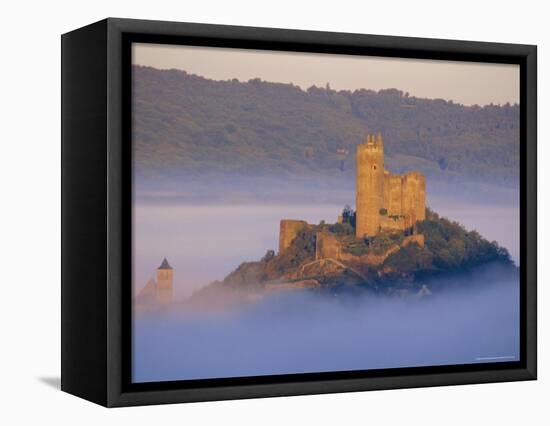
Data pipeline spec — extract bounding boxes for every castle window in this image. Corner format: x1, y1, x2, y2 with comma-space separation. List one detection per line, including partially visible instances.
373, 165, 377, 170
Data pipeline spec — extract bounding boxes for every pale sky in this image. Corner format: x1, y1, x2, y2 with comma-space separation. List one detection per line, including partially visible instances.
132, 43, 519, 106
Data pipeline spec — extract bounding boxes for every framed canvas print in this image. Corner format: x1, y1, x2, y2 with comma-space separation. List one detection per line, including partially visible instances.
61, 18, 537, 407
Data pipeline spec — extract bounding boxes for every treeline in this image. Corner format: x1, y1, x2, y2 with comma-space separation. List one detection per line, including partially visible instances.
383, 209, 513, 277
133, 66, 520, 185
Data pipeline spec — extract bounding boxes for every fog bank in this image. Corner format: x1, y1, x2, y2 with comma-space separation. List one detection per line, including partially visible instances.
133, 267, 519, 383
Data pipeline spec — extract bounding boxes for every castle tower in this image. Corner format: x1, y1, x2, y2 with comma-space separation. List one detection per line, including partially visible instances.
279, 220, 308, 254
402, 172, 426, 227
156, 257, 173, 305
356, 132, 385, 238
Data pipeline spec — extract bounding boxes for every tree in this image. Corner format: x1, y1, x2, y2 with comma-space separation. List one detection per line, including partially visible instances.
341, 205, 356, 228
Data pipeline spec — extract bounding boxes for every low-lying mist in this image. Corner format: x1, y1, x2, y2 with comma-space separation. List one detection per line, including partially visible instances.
133, 183, 520, 300
133, 264, 519, 383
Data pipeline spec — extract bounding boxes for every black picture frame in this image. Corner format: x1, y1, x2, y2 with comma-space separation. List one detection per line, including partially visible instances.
61, 17, 537, 407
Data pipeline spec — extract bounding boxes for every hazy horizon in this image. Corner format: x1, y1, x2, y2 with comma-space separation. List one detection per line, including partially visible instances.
133, 43, 519, 106
132, 191, 520, 300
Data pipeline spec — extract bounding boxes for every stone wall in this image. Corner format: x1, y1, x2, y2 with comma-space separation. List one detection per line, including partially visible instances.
315, 231, 342, 260
380, 215, 406, 232
402, 171, 426, 225
414, 173, 426, 222
278, 219, 308, 254
352, 233, 424, 266
363, 245, 400, 265
384, 174, 404, 217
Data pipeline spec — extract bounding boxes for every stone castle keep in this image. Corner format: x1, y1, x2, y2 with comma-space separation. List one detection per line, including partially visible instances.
279, 133, 426, 259
356, 132, 426, 238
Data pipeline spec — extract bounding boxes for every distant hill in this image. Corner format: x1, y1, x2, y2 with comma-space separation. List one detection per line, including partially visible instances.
133, 65, 520, 187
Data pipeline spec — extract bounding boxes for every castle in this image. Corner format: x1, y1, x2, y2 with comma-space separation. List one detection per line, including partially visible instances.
135, 257, 174, 310
135, 134, 427, 303
279, 133, 426, 258
355, 132, 425, 238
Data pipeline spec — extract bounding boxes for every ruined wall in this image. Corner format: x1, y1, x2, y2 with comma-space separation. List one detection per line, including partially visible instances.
315, 231, 342, 260
380, 215, 406, 232
402, 171, 426, 226
363, 245, 400, 266
401, 173, 415, 225
356, 134, 384, 238
382, 170, 390, 208
386, 174, 404, 217
415, 173, 426, 222
279, 219, 308, 254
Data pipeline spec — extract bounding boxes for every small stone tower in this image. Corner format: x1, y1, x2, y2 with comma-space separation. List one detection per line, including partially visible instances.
156, 257, 173, 305
356, 132, 385, 238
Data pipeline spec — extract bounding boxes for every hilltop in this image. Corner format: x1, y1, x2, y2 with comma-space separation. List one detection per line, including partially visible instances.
133, 65, 519, 187
189, 208, 515, 303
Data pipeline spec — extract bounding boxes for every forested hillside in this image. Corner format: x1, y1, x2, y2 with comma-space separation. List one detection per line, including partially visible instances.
133, 65, 520, 186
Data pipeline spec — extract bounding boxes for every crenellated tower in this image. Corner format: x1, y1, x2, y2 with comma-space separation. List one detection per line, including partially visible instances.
355, 132, 426, 239
356, 132, 385, 238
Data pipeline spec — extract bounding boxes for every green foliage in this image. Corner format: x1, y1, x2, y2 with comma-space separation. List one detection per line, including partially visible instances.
384, 208, 512, 276
340, 230, 403, 257
268, 226, 318, 274
383, 244, 435, 276
379, 208, 388, 216
369, 231, 403, 255
133, 66, 519, 185
328, 222, 355, 236
341, 205, 356, 228
345, 245, 370, 256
